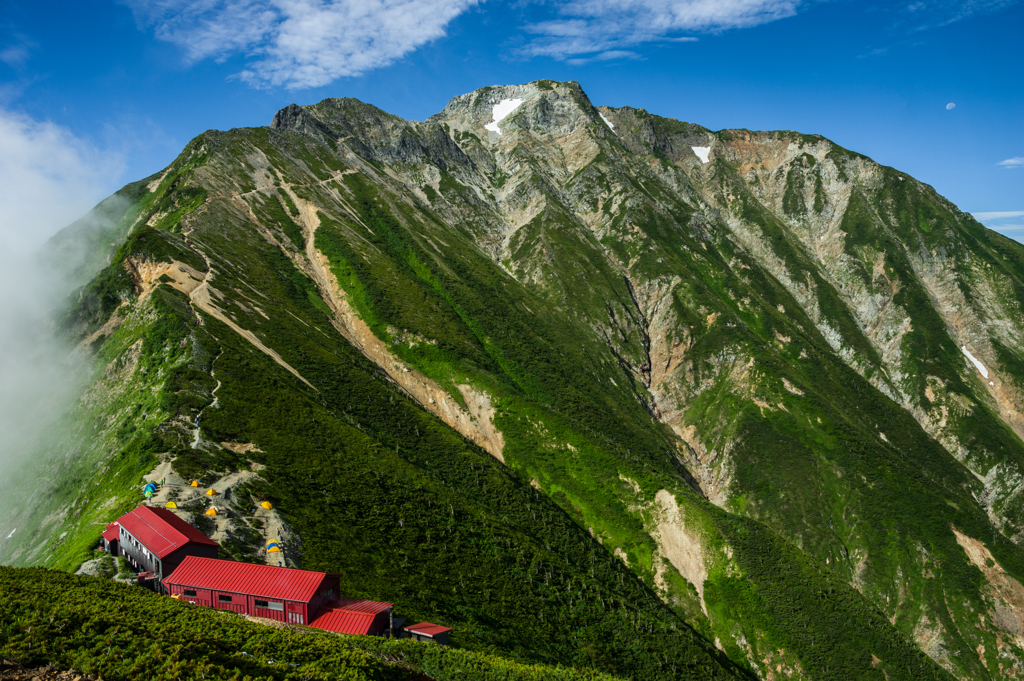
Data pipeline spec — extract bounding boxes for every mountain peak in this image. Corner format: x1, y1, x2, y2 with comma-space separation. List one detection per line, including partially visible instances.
429, 79, 611, 141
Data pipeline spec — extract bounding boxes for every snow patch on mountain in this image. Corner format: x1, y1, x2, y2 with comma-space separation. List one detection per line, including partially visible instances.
692, 146, 711, 163
485, 98, 523, 135
962, 346, 990, 379
600, 113, 615, 131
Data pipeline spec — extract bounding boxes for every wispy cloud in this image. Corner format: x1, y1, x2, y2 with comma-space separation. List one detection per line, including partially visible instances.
126, 0, 797, 85
900, 0, 1020, 31
0, 35, 36, 69
972, 210, 1024, 243
998, 157, 1024, 168
566, 49, 642, 65
973, 211, 1024, 221
123, 0, 1021, 88
858, 1, 1020, 62
520, 0, 800, 61
124, 0, 480, 89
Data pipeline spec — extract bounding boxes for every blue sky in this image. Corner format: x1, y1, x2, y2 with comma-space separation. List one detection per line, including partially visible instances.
0, 0, 1021, 248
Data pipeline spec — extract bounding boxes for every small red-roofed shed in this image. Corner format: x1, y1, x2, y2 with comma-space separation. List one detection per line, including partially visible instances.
309, 597, 394, 636
116, 506, 218, 583
404, 622, 453, 645
101, 522, 120, 556
163, 556, 339, 624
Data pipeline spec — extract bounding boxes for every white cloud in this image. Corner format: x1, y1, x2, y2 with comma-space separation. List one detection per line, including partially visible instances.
124, 0, 480, 89
946, 102, 955, 110
973, 211, 1024, 221
122, 0, 1022, 85
519, 0, 800, 61
0, 109, 124, 503
998, 157, 1024, 168
0, 109, 123, 254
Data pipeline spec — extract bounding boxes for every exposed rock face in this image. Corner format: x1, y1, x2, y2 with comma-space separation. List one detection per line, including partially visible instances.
16, 79, 1024, 680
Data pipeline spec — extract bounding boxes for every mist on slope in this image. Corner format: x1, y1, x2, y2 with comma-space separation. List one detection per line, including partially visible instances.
0, 108, 125, 553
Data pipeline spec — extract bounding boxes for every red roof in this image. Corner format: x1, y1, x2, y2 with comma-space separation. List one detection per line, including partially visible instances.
404, 622, 452, 637
309, 599, 393, 635
310, 608, 377, 635
117, 506, 217, 559
332, 598, 393, 614
163, 556, 330, 603
102, 522, 120, 542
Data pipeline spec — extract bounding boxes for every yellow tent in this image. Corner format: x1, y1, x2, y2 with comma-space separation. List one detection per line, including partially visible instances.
165, 501, 178, 509
205, 507, 218, 516
205, 488, 216, 496
260, 501, 273, 510
267, 539, 282, 553
190, 480, 199, 487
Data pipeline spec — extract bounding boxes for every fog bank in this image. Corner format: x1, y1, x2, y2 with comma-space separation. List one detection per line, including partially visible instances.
0, 107, 126, 545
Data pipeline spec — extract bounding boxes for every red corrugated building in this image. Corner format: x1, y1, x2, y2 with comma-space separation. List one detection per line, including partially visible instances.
116, 506, 218, 583
163, 556, 395, 634
163, 556, 340, 625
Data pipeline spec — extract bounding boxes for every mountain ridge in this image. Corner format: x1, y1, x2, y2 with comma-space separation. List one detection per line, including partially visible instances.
2, 79, 1023, 680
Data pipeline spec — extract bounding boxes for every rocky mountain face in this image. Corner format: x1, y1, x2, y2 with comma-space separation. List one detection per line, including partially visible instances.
4, 79, 1024, 680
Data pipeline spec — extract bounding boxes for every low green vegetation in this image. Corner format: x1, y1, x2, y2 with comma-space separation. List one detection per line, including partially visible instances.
0, 566, 618, 681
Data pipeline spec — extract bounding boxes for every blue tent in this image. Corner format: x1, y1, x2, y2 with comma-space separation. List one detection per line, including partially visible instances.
143, 482, 157, 493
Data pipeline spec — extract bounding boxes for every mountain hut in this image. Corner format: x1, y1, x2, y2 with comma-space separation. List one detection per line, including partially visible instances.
163, 556, 345, 626
114, 505, 219, 589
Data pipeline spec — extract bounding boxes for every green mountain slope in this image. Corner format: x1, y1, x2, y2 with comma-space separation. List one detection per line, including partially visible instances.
3, 80, 1023, 680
